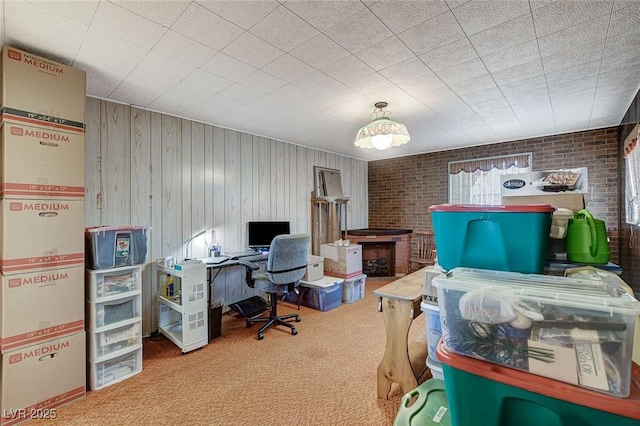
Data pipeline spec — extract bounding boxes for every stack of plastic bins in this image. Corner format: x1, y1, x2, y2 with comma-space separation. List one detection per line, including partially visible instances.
437, 341, 640, 426
421, 301, 444, 380
85, 226, 149, 390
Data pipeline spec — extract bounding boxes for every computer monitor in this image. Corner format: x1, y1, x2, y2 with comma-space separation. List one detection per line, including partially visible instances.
247, 221, 290, 249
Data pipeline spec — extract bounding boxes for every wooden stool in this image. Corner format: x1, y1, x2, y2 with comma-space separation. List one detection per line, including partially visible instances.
373, 269, 428, 399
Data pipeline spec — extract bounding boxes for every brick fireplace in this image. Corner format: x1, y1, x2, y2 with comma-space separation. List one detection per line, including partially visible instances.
345, 229, 412, 277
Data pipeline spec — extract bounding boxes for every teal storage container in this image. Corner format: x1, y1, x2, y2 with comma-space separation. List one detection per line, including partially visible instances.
436, 341, 640, 426
428, 204, 554, 273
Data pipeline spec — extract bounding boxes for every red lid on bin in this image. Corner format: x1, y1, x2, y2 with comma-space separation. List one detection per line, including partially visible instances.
436, 340, 640, 420
428, 204, 555, 213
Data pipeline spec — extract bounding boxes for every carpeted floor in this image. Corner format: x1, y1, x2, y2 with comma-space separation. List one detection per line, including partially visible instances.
35, 276, 429, 426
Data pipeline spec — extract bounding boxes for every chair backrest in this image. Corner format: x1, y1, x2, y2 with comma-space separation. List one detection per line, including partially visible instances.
414, 230, 436, 261
266, 233, 311, 284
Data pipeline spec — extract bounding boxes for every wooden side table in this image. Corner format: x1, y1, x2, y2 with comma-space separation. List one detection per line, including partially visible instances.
373, 269, 428, 399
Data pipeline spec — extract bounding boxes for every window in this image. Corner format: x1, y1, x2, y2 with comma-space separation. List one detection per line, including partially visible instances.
624, 124, 639, 225
449, 153, 532, 205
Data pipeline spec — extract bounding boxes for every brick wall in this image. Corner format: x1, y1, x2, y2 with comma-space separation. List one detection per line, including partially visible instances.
368, 127, 621, 268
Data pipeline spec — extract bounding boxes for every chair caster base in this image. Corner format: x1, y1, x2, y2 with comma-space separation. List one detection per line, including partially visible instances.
295, 316, 301, 322
291, 328, 297, 335
258, 333, 264, 340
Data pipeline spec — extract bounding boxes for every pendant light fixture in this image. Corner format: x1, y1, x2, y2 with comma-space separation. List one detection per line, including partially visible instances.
354, 102, 410, 150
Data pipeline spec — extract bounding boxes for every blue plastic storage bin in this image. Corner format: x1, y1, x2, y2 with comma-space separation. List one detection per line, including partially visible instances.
298, 281, 343, 311
428, 204, 554, 274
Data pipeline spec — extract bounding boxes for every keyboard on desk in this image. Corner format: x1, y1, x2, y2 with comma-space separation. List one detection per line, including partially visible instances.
225, 251, 259, 260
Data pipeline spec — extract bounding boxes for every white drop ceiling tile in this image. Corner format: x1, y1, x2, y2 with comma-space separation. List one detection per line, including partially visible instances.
322, 55, 374, 84
419, 38, 478, 73
399, 11, 465, 55
379, 57, 440, 86
269, 84, 312, 103
228, 103, 265, 118
147, 89, 208, 116
218, 83, 265, 103
548, 75, 599, 97
222, 32, 284, 69
250, 94, 291, 111
355, 36, 415, 71
197, 0, 280, 30
200, 52, 256, 81
491, 58, 543, 86
30, 0, 99, 26
180, 105, 228, 125
541, 40, 605, 74
415, 85, 462, 110
112, 0, 190, 27
369, 0, 450, 34
533, 1, 614, 37
209, 111, 253, 129
75, 27, 148, 78
499, 75, 548, 98
153, 30, 217, 68
291, 71, 341, 95
85, 70, 121, 99
110, 73, 177, 107
603, 33, 640, 60
538, 15, 609, 58
551, 88, 597, 110
133, 51, 195, 82
446, 74, 497, 96
347, 72, 395, 95
462, 86, 507, 105
262, 54, 316, 83
171, 3, 244, 51
249, 6, 319, 52
176, 69, 235, 98
469, 98, 513, 115
469, 14, 536, 57
438, 58, 489, 87
239, 70, 288, 94
91, 1, 166, 49
399, 79, 448, 103
608, 1, 640, 38
529, 1, 557, 11
4, 1, 88, 63
187, 93, 244, 114
545, 60, 601, 87
482, 40, 539, 74
451, 0, 531, 36
289, 34, 350, 69
282, 1, 365, 32
324, 8, 394, 54
445, 1, 473, 10
507, 88, 552, 110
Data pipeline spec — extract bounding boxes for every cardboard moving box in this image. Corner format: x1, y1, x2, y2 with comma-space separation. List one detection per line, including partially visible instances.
320, 244, 362, 278
0, 122, 84, 199
0, 267, 84, 353
0, 199, 84, 275
0, 45, 86, 125
1, 332, 86, 426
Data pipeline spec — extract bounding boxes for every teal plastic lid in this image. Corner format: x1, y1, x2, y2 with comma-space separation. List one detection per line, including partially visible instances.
428, 204, 555, 213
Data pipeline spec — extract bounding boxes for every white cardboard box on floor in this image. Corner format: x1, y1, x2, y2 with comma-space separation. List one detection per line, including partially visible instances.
320, 244, 362, 279
0, 199, 84, 275
0, 266, 84, 353
303, 255, 324, 282
1, 332, 86, 425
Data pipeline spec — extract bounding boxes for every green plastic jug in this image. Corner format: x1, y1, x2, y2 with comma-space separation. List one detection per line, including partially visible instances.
566, 209, 610, 264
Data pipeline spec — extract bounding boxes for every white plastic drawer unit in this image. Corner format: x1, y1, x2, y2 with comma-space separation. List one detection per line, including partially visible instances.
88, 319, 142, 362
87, 293, 142, 331
89, 345, 142, 391
86, 265, 142, 301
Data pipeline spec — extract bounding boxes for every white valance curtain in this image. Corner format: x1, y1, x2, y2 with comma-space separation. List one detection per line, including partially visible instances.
624, 124, 639, 225
449, 153, 532, 205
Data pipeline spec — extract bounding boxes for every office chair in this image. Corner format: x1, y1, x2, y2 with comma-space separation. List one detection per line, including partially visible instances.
239, 233, 311, 340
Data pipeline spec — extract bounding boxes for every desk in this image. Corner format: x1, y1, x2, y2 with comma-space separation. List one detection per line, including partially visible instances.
373, 268, 428, 399
202, 254, 267, 342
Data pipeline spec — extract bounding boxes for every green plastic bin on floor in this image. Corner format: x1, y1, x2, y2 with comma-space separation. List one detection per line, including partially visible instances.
394, 378, 451, 426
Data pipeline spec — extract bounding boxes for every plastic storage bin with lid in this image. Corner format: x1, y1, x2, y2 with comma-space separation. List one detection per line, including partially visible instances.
436, 340, 640, 426
432, 267, 640, 397
428, 204, 555, 274
85, 225, 150, 269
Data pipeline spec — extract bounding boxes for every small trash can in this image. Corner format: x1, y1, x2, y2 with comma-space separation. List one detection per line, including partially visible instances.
209, 298, 224, 340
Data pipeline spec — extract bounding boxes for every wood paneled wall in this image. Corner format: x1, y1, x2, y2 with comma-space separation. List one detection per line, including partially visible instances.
84, 97, 368, 336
